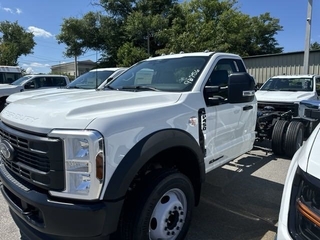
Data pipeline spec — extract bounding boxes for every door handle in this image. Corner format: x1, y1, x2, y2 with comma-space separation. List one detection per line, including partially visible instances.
243, 105, 253, 111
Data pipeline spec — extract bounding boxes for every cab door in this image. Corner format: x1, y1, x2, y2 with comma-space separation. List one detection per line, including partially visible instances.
203, 58, 256, 172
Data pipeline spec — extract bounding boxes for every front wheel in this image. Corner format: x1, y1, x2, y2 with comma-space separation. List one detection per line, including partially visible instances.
118, 169, 195, 240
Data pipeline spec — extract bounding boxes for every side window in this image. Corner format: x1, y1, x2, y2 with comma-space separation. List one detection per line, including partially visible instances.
316, 78, 320, 95
25, 79, 36, 89
52, 77, 67, 86
0, 73, 4, 84
34, 77, 45, 88
204, 59, 244, 105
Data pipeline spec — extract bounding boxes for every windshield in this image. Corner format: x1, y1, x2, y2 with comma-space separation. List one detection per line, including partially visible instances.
108, 56, 209, 92
68, 70, 115, 89
260, 77, 314, 92
11, 75, 33, 85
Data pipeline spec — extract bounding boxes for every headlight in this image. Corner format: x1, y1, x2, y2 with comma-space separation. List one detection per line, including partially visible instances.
289, 167, 320, 239
48, 130, 105, 200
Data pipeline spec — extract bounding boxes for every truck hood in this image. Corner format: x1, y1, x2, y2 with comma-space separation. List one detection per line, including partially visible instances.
0, 84, 19, 90
6, 88, 80, 103
1, 90, 182, 133
255, 90, 315, 103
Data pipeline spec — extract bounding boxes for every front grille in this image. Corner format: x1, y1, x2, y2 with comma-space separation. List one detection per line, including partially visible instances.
0, 122, 65, 190
0, 129, 50, 172
258, 101, 299, 116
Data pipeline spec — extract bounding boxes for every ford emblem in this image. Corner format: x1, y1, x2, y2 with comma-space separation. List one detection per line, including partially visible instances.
0, 138, 15, 161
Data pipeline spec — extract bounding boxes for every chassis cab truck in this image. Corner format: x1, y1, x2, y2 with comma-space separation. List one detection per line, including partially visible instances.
0, 52, 256, 240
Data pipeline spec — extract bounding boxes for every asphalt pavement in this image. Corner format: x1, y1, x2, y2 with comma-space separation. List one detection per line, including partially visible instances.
0, 141, 291, 240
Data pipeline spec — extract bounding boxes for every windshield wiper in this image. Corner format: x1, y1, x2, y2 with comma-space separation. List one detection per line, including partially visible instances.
121, 85, 160, 91
279, 89, 298, 92
103, 85, 116, 90
67, 86, 81, 89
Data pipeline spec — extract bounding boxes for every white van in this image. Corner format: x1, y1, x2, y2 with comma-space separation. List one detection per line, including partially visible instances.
0, 65, 22, 83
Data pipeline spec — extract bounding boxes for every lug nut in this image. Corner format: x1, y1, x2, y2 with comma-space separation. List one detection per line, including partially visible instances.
172, 232, 175, 235
176, 227, 180, 230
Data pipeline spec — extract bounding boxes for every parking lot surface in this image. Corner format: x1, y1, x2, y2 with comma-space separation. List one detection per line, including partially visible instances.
0, 142, 290, 240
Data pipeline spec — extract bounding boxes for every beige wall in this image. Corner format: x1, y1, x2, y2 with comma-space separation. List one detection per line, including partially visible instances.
243, 50, 320, 84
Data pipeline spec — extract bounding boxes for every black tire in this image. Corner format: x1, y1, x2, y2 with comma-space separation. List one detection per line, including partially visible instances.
118, 169, 195, 240
284, 121, 304, 158
271, 120, 289, 156
305, 120, 318, 138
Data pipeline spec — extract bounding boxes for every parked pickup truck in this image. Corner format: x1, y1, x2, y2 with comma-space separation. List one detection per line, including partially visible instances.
255, 74, 320, 158
0, 51, 256, 240
0, 74, 70, 111
277, 100, 320, 240
5, 68, 126, 106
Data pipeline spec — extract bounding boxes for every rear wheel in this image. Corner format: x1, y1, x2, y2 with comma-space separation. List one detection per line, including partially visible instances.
284, 121, 304, 158
271, 120, 289, 156
118, 169, 195, 240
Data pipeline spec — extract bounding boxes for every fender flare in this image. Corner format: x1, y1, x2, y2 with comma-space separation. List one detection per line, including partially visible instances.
103, 129, 205, 201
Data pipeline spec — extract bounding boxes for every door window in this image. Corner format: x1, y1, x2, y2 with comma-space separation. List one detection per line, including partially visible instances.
204, 59, 246, 105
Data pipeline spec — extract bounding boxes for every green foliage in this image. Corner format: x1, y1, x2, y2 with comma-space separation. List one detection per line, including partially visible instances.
57, 0, 283, 66
0, 21, 36, 65
117, 42, 149, 66
310, 41, 320, 50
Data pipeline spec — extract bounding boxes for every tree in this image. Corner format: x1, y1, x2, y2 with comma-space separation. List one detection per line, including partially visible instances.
117, 42, 149, 66
0, 21, 36, 65
310, 41, 320, 50
57, 0, 283, 66
56, 12, 105, 58
156, 0, 283, 56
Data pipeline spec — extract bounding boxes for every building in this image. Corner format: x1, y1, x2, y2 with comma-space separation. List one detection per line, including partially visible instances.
51, 60, 96, 79
243, 49, 320, 84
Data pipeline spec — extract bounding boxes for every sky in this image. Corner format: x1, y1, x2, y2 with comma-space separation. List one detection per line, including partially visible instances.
0, 0, 319, 74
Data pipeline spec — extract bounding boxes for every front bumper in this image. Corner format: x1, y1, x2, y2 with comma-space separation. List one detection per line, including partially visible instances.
0, 164, 123, 240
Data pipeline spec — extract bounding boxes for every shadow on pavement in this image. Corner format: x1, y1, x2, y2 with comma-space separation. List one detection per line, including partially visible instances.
186, 144, 289, 240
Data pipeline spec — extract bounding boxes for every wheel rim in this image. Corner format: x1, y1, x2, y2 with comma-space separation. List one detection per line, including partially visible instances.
149, 188, 187, 240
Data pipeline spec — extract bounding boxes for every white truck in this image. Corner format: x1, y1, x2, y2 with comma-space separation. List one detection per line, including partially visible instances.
5, 68, 127, 106
255, 74, 320, 158
0, 51, 256, 240
277, 100, 320, 240
0, 65, 22, 84
0, 74, 70, 111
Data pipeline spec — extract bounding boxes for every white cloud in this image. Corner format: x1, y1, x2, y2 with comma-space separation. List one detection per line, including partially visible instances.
28, 26, 53, 38
22, 63, 51, 74
25, 67, 34, 74
0, 6, 22, 14
23, 63, 50, 68
3, 7, 13, 13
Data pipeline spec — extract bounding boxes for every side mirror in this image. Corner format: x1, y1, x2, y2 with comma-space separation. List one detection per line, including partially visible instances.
228, 73, 255, 103
204, 86, 221, 105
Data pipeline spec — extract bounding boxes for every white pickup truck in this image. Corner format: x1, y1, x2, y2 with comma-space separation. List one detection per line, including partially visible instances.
277, 100, 320, 240
255, 74, 320, 158
0, 51, 256, 240
5, 68, 126, 106
0, 74, 70, 111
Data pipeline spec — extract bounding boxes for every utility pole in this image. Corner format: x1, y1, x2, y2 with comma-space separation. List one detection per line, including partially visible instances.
303, 0, 313, 74
74, 55, 78, 78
